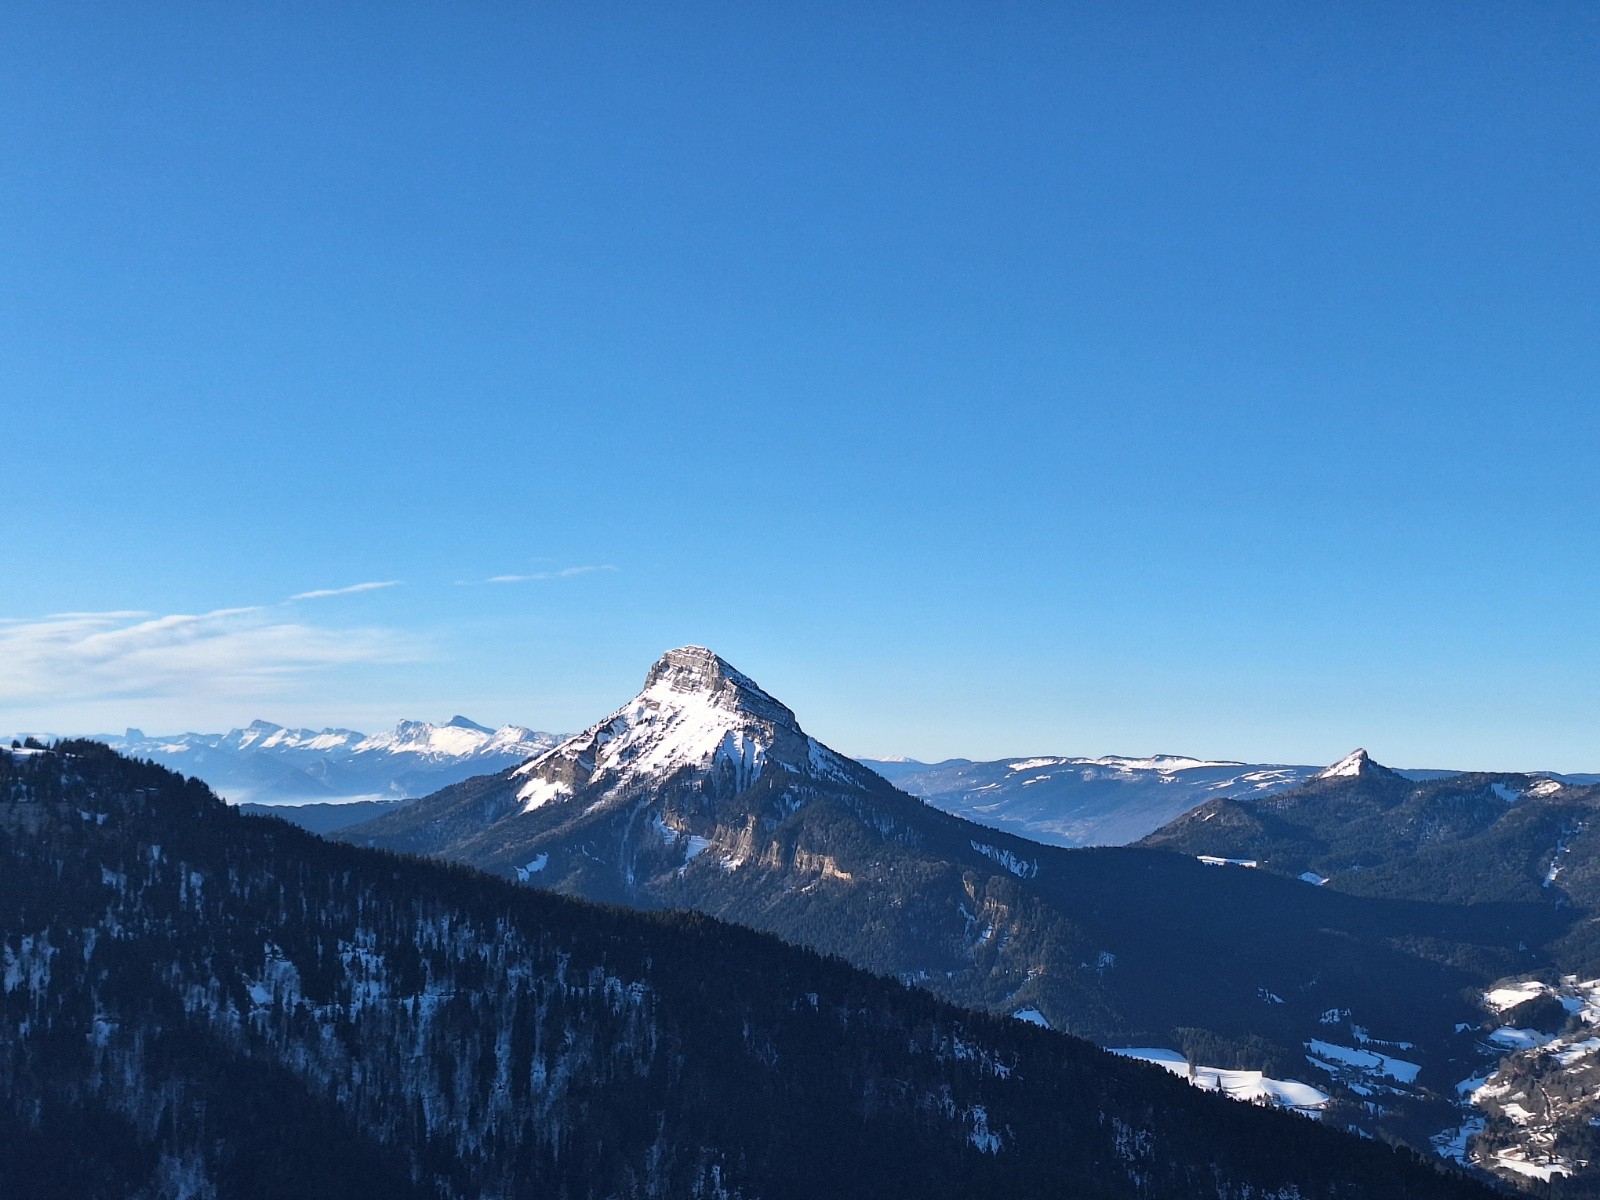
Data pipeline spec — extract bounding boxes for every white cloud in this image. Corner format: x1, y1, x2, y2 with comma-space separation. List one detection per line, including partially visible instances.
0, 607, 416, 712
461, 565, 618, 585
289, 580, 401, 601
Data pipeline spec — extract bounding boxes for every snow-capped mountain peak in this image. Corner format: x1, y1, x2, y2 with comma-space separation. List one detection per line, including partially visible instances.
234, 719, 285, 749
640, 645, 797, 724
1317, 748, 1374, 779
354, 718, 553, 761
258, 726, 362, 753
514, 646, 860, 811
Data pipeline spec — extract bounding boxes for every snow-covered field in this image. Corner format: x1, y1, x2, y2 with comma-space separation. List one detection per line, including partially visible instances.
1109, 1047, 1329, 1115
1304, 1038, 1421, 1087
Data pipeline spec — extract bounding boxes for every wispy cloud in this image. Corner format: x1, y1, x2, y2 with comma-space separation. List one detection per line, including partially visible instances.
0, 606, 416, 710
458, 565, 618, 585
289, 580, 401, 601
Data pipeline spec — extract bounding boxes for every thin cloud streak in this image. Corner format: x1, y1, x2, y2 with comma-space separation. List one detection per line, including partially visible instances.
459, 565, 618, 585
0, 606, 418, 711
289, 580, 401, 601
45, 610, 153, 620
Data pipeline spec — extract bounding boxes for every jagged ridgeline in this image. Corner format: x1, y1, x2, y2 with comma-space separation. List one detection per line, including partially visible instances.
0, 743, 1490, 1199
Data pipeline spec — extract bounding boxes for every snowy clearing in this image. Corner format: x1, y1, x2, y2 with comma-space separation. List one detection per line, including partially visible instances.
1110, 1047, 1328, 1115
1303, 1040, 1420, 1084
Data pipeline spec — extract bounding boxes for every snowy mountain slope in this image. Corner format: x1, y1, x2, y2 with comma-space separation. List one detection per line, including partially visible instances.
509, 646, 881, 814
863, 755, 1324, 847
97, 715, 561, 805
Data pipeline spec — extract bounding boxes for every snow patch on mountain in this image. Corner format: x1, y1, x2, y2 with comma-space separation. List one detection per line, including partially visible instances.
1487, 1028, 1554, 1051
969, 841, 1039, 879
1484, 981, 1554, 1012
518, 778, 569, 811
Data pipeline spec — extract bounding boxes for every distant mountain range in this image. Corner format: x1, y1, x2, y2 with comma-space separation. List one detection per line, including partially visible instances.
872, 754, 1600, 849
867, 756, 1325, 847
89, 716, 562, 806
21, 715, 1591, 858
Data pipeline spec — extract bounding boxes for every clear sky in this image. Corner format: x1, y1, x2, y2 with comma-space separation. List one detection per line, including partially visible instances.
3, 2, 1597, 770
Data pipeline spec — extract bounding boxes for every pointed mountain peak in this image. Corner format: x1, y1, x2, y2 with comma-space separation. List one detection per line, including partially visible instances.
1317, 748, 1379, 780
513, 647, 862, 812
641, 646, 797, 726
446, 715, 493, 732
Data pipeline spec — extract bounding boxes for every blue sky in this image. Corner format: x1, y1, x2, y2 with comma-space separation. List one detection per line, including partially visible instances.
3, 2, 1597, 770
